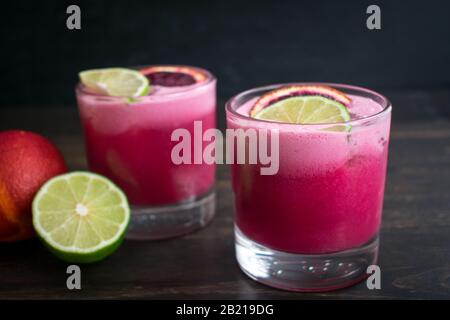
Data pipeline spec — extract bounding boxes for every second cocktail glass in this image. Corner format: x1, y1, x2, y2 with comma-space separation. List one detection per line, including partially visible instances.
226, 83, 391, 291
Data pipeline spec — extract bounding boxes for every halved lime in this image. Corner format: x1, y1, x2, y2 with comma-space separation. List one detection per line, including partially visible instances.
32, 172, 130, 263
253, 96, 351, 131
79, 68, 149, 97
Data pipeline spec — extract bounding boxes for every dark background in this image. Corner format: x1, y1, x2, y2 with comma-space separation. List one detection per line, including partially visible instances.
1, 0, 450, 113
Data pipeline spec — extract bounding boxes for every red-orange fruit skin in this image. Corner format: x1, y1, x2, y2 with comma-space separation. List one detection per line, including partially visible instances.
0, 130, 67, 242
140, 65, 207, 83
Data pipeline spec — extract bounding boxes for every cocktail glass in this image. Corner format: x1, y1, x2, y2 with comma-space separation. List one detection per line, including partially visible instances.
76, 65, 216, 239
226, 83, 391, 291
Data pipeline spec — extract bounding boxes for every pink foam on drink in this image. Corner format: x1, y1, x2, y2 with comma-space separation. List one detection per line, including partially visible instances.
228, 92, 390, 254
77, 72, 216, 206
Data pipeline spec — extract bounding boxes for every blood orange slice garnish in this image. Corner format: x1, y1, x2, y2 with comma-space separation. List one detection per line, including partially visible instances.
140, 66, 207, 87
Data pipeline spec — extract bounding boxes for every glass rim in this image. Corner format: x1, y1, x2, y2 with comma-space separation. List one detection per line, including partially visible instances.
75, 64, 216, 101
225, 82, 392, 128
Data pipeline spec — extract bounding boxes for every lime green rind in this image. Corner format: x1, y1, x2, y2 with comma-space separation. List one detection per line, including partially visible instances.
140, 82, 151, 96
32, 171, 130, 264
38, 231, 126, 264
324, 124, 353, 132
125, 84, 151, 104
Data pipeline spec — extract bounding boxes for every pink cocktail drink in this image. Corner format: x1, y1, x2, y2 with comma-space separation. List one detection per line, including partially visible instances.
76, 65, 216, 239
226, 83, 391, 291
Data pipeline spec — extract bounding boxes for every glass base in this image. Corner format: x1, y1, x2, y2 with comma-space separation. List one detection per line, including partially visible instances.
126, 190, 216, 240
235, 227, 379, 292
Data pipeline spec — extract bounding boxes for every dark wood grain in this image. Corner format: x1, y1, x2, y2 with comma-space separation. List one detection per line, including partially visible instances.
0, 89, 449, 299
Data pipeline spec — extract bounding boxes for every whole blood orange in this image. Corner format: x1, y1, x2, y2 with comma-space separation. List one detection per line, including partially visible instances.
0, 130, 67, 241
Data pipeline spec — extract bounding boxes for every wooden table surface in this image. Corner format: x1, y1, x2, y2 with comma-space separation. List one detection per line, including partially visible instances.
0, 89, 449, 299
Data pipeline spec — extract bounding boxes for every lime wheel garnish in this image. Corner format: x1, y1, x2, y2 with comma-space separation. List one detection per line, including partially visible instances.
249, 85, 352, 131
250, 85, 351, 117
79, 68, 150, 97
